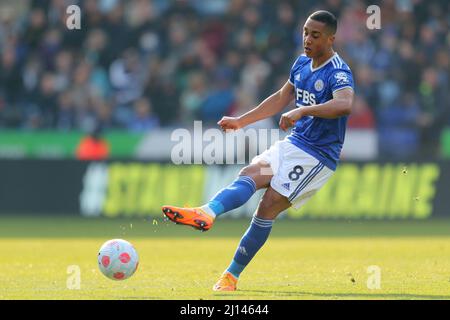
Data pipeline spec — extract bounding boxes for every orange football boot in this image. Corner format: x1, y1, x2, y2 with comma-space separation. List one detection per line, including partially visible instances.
162, 205, 215, 231
213, 272, 238, 291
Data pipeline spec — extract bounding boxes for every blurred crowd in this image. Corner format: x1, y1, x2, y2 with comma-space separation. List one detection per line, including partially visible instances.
0, 0, 449, 158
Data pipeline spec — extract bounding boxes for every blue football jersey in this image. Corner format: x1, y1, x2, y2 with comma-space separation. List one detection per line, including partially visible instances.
287, 53, 354, 171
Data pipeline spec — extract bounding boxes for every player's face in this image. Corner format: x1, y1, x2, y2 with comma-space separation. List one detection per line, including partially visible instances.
302, 18, 334, 58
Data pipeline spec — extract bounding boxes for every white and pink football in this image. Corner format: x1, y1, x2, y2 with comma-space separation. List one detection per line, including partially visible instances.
98, 239, 139, 280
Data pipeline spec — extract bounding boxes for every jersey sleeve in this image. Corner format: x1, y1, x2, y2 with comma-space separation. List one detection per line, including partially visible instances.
328, 67, 354, 94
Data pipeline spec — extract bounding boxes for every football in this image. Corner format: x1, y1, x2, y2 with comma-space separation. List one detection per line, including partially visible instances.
98, 239, 139, 280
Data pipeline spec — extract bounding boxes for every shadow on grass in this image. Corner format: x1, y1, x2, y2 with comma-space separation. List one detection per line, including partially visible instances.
237, 289, 450, 300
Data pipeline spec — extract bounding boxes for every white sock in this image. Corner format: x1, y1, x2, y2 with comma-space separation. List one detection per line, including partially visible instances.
200, 204, 216, 219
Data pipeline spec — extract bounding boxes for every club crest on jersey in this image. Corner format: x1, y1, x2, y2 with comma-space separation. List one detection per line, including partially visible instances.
314, 79, 324, 91
334, 72, 349, 85
295, 74, 300, 81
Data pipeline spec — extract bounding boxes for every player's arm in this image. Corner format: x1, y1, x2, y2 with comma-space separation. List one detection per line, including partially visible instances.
218, 80, 294, 131
279, 88, 354, 131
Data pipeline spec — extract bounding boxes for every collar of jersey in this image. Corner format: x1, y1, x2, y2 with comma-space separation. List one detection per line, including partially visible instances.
310, 52, 338, 72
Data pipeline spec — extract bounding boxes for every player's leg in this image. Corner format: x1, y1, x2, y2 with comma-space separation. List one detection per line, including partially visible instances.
201, 163, 273, 216
213, 141, 335, 290
162, 162, 273, 231
213, 187, 290, 291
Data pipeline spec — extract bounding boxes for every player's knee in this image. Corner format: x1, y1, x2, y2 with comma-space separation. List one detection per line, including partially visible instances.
239, 165, 271, 189
238, 165, 259, 185
239, 165, 256, 177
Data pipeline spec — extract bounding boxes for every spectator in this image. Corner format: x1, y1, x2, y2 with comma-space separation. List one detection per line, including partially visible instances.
28, 72, 58, 128
347, 96, 375, 129
180, 72, 208, 123
199, 68, 235, 125
53, 50, 73, 92
0, 0, 448, 160
109, 48, 144, 125
378, 93, 422, 159
93, 97, 120, 131
418, 67, 448, 156
127, 97, 160, 132
55, 90, 76, 131
0, 46, 22, 106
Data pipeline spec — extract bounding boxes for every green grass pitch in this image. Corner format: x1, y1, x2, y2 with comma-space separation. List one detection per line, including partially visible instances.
1, 215, 450, 300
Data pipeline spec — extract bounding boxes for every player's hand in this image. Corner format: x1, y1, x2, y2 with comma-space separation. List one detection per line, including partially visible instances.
217, 116, 243, 131
279, 109, 303, 131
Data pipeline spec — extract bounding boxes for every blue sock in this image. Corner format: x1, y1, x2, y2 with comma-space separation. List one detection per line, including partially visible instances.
205, 176, 256, 217
226, 216, 273, 279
